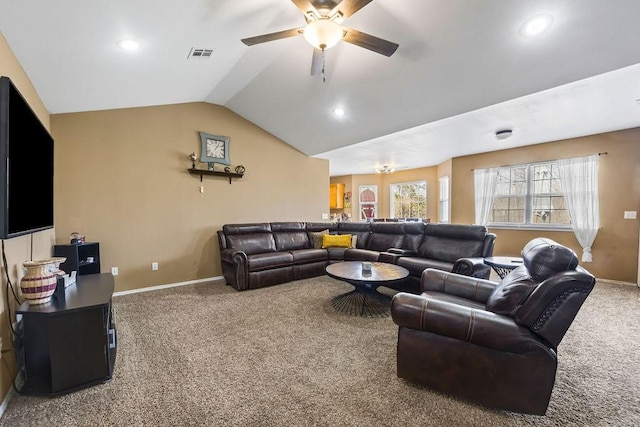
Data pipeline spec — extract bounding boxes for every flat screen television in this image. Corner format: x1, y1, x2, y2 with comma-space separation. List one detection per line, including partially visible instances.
0, 76, 54, 239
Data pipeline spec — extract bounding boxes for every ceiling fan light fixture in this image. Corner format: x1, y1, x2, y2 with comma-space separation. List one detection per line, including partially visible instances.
303, 19, 343, 50
376, 165, 394, 174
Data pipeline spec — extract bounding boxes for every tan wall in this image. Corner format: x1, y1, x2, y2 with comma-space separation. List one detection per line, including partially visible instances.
332, 167, 439, 221
0, 32, 55, 408
52, 103, 329, 292
451, 128, 640, 283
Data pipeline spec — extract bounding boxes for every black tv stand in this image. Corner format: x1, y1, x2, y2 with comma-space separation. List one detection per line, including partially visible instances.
14, 273, 116, 396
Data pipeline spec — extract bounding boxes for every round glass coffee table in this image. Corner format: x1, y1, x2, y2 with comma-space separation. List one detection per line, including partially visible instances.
326, 261, 409, 318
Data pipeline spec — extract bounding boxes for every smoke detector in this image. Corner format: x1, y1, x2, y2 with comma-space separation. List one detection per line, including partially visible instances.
495, 129, 513, 140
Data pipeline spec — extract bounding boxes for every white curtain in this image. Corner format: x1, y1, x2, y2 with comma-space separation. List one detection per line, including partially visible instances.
473, 168, 499, 225
557, 155, 600, 262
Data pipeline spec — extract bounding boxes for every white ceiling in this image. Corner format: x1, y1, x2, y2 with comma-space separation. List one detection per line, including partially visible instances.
1, 0, 639, 176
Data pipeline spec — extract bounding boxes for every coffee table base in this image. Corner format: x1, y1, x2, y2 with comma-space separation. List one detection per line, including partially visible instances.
331, 286, 391, 318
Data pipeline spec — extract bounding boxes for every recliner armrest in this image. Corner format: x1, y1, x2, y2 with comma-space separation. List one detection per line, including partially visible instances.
452, 257, 492, 279
421, 268, 497, 303
391, 293, 547, 353
220, 249, 248, 265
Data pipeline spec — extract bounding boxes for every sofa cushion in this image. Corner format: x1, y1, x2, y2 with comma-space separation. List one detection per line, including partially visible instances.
401, 222, 426, 251
290, 249, 328, 264
367, 223, 406, 252
247, 252, 294, 271
274, 231, 311, 251
485, 266, 537, 316
327, 247, 348, 260
322, 234, 352, 248
418, 235, 484, 263
396, 257, 455, 277
337, 222, 371, 249
344, 248, 380, 262
521, 237, 578, 281
226, 233, 276, 255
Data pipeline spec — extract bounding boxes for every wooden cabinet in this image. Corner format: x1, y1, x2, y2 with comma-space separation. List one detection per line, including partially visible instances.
15, 273, 116, 395
330, 183, 345, 209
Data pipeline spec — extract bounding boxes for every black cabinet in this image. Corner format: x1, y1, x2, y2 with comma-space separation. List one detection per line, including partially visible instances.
53, 242, 101, 275
15, 273, 116, 395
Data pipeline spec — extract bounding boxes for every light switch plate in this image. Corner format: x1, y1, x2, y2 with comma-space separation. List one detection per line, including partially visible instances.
623, 211, 637, 219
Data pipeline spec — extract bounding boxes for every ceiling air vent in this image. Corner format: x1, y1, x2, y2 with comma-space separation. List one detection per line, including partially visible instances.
187, 47, 215, 59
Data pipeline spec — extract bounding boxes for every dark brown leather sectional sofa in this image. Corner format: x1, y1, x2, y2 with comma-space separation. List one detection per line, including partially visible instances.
217, 221, 496, 293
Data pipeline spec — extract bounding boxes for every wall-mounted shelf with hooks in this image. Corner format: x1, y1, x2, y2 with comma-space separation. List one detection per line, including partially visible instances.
188, 168, 244, 184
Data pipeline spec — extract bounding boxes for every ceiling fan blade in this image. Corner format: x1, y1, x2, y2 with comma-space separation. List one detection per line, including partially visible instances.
241, 28, 303, 46
291, 0, 320, 19
330, 0, 373, 20
342, 27, 399, 57
311, 48, 323, 75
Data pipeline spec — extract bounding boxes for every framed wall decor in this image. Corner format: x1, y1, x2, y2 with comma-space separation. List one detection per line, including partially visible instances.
199, 131, 230, 165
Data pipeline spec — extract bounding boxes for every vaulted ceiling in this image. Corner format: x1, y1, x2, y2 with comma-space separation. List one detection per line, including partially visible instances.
1, 0, 639, 176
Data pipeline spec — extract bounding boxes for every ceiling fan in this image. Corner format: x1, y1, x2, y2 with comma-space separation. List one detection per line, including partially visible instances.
241, 0, 399, 77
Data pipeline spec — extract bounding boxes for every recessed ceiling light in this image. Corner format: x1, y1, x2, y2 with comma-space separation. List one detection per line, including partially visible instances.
521, 14, 553, 37
117, 39, 139, 51
332, 107, 345, 117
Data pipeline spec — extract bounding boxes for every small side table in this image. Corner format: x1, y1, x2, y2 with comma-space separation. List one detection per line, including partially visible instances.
484, 257, 524, 279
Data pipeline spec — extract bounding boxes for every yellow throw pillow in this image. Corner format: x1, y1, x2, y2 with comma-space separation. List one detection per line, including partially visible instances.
322, 233, 352, 248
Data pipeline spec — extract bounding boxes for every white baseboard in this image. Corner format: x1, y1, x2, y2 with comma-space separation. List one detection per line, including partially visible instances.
596, 278, 638, 287
113, 276, 224, 297
0, 371, 24, 419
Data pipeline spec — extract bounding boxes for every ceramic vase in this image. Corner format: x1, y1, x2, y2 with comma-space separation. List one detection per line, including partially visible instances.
20, 257, 66, 305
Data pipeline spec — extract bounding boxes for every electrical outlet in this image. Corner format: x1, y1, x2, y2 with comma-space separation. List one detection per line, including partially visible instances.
111, 267, 119, 276
151, 262, 158, 271
322, 213, 329, 220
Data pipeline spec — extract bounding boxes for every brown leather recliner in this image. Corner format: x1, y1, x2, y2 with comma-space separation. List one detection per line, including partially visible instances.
390, 238, 596, 415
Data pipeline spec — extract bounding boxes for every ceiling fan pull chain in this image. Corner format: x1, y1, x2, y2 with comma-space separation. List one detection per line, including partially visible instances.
322, 48, 326, 83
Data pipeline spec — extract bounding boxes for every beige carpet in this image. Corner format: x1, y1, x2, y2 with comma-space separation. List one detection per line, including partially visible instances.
1, 276, 639, 426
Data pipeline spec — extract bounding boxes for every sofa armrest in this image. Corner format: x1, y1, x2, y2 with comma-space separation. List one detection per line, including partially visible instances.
220, 249, 249, 290
421, 268, 497, 303
391, 293, 546, 353
378, 252, 400, 264
452, 257, 492, 279
220, 248, 247, 265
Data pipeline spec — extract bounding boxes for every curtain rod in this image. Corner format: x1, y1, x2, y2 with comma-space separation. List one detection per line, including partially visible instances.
470, 152, 609, 170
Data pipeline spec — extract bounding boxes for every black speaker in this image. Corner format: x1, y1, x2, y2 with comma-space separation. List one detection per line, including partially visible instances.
54, 276, 65, 302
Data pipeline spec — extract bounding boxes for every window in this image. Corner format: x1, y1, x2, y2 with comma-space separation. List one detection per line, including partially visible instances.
490, 162, 570, 227
390, 181, 427, 219
359, 185, 377, 221
438, 176, 450, 223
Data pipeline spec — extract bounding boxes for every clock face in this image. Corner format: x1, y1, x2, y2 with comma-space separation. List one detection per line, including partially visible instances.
206, 139, 225, 159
